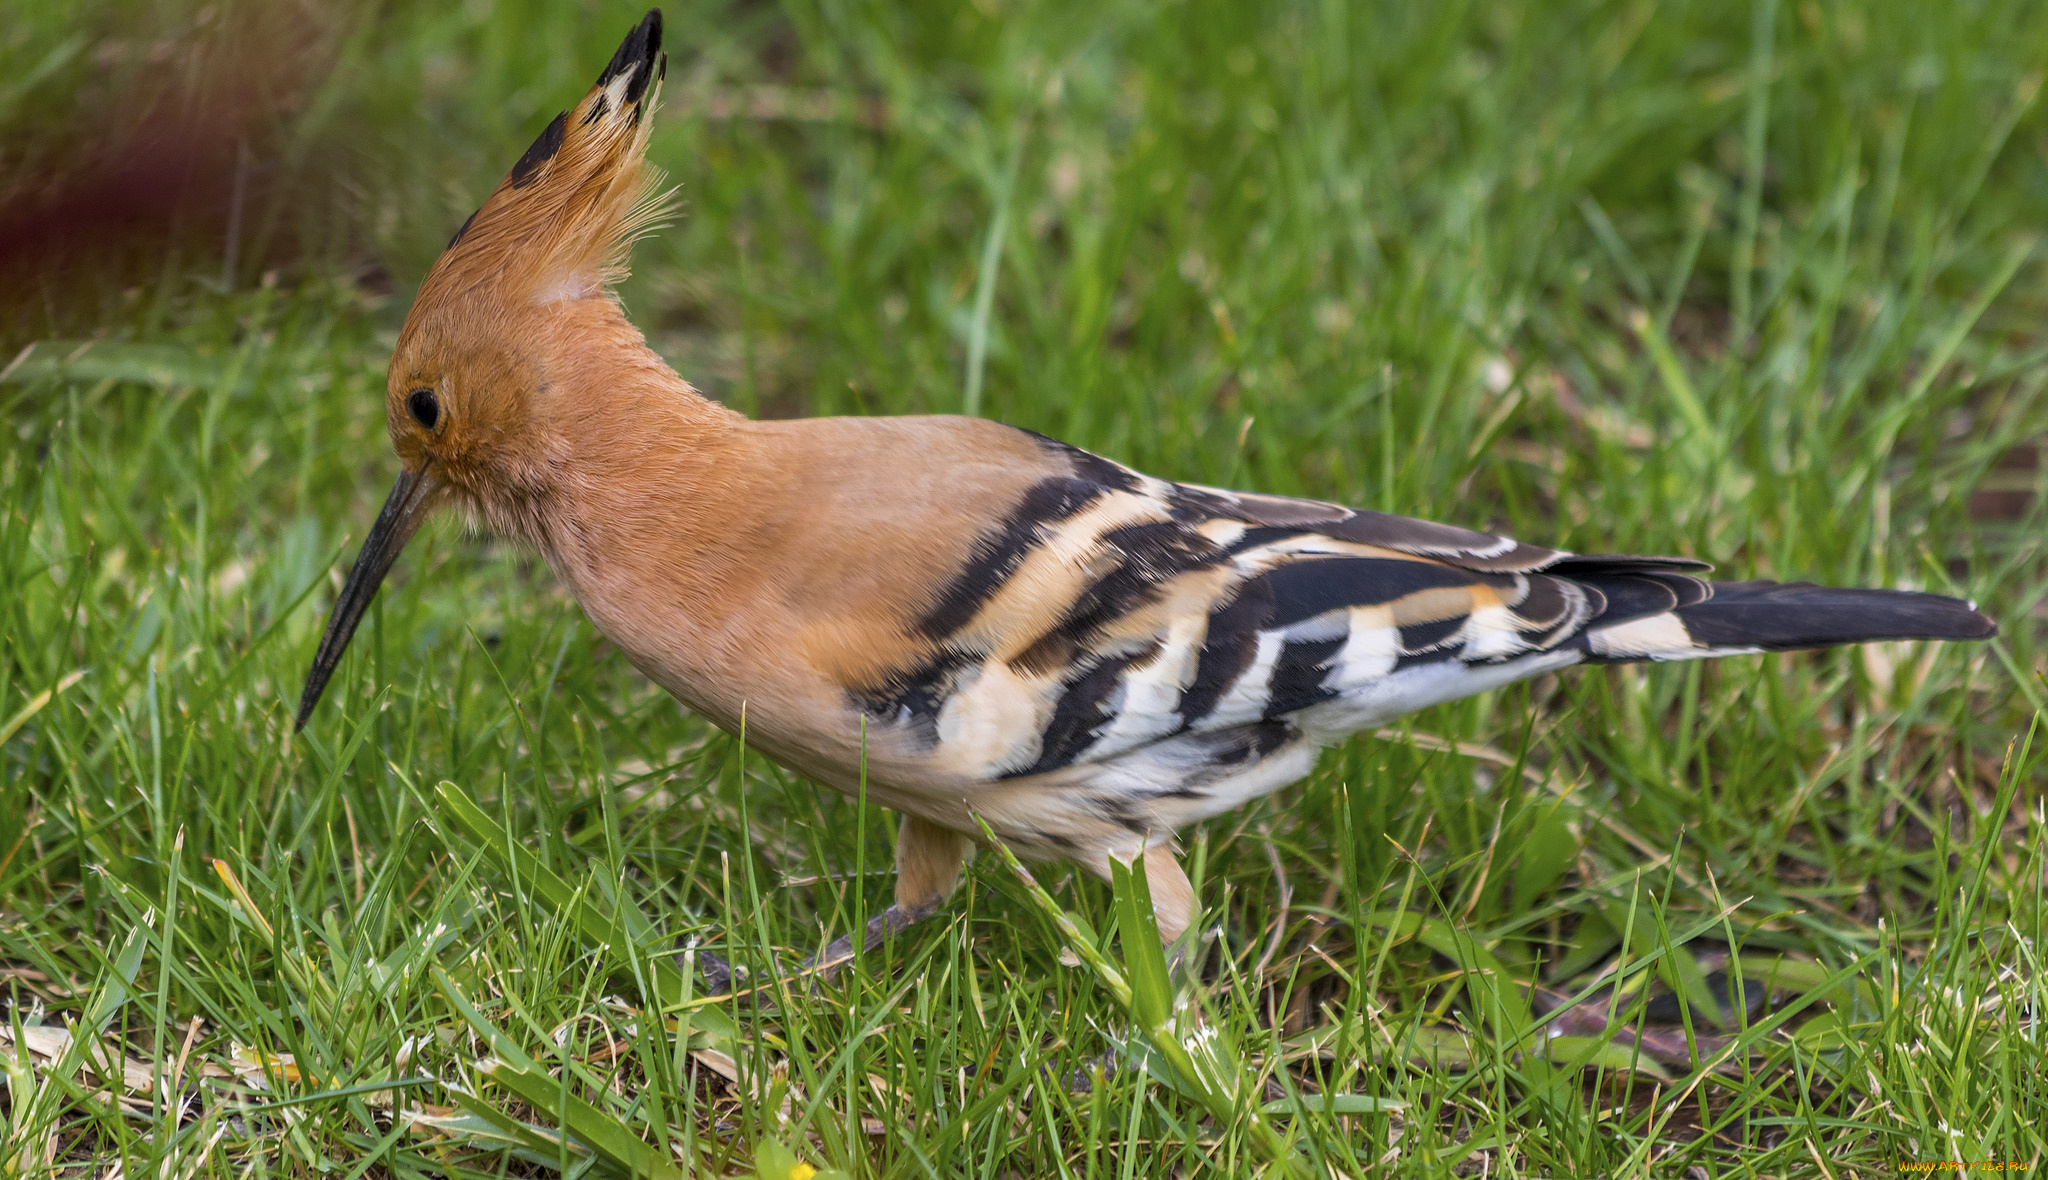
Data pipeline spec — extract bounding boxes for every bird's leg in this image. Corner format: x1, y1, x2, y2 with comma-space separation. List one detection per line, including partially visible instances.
1142, 842, 1195, 948
1089, 841, 1197, 948
801, 814, 972, 978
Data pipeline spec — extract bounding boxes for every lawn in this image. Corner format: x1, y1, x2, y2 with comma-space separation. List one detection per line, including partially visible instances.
2, 0, 2046, 1175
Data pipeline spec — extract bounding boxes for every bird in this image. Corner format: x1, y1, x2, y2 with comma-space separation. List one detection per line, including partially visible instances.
295, 9, 1996, 974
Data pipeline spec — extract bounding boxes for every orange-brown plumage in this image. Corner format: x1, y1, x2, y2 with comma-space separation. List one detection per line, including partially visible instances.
298, 10, 1996, 973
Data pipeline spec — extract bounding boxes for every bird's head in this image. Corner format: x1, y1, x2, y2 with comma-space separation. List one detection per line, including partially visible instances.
296, 9, 670, 729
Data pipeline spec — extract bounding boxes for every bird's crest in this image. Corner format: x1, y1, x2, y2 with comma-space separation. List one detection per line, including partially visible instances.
421, 10, 671, 308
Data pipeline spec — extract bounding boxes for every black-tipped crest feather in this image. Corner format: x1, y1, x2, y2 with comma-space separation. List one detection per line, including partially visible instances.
446, 208, 478, 249
509, 111, 568, 188
597, 9, 663, 100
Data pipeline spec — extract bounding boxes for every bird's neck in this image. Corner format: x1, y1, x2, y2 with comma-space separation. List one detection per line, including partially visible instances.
519, 307, 766, 662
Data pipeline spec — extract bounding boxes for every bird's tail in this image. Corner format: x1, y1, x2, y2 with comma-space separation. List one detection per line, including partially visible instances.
1572, 576, 1996, 662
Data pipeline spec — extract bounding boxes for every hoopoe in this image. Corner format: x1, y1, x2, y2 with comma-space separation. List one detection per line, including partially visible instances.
297, 10, 1995, 968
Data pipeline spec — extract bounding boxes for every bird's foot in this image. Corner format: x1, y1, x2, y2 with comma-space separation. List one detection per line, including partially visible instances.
674, 900, 942, 1000
675, 943, 736, 997
796, 899, 941, 981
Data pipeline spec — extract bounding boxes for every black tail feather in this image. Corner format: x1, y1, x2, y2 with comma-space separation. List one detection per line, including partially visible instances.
1572, 578, 1995, 663
1673, 580, 1996, 651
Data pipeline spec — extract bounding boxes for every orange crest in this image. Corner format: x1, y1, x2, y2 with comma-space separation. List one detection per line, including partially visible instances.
419, 10, 671, 310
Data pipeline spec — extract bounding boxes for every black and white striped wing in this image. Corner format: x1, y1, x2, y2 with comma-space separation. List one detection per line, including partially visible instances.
853, 434, 1700, 781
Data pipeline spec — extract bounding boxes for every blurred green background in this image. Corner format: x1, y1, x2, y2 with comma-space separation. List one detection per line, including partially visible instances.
1, 0, 2045, 1174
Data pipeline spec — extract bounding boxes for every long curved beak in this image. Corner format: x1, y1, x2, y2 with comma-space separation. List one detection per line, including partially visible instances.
295, 465, 442, 730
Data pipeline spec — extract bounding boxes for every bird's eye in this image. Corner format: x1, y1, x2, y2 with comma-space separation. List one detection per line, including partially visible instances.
406, 388, 440, 430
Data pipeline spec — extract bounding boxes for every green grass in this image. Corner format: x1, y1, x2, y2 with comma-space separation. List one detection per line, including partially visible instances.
3, 0, 2047, 1175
